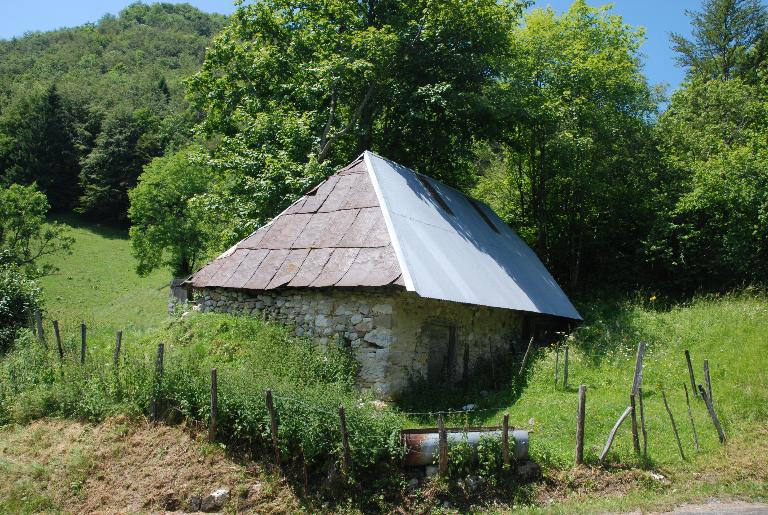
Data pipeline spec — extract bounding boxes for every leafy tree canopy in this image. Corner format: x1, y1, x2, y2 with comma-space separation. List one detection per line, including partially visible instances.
188, 0, 525, 248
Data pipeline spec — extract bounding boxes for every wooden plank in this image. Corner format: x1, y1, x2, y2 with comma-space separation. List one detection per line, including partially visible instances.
258, 213, 313, 249
698, 385, 726, 443
554, 345, 560, 386
576, 385, 586, 465
243, 249, 291, 290
685, 349, 698, 398
599, 406, 633, 464
267, 248, 310, 289
335, 246, 401, 287
631, 341, 646, 395
684, 383, 700, 450
191, 258, 226, 287
287, 248, 334, 287
208, 368, 218, 442
297, 175, 340, 213
630, 394, 640, 454
239, 226, 270, 249
341, 171, 379, 209
318, 173, 359, 213
314, 210, 359, 248
638, 387, 648, 457
518, 336, 534, 376
53, 320, 63, 360
310, 248, 360, 287
222, 249, 269, 288
502, 412, 510, 467
564, 345, 569, 387
338, 405, 352, 479
662, 387, 685, 460
704, 360, 713, 404
438, 414, 448, 477
205, 249, 249, 287
338, 207, 390, 248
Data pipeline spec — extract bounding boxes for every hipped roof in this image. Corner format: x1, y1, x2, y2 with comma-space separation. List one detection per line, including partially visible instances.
191, 151, 581, 321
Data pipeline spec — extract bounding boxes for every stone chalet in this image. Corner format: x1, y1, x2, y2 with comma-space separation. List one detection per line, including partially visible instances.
189, 152, 581, 398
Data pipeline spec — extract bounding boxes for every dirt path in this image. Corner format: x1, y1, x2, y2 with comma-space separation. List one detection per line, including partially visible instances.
656, 501, 768, 514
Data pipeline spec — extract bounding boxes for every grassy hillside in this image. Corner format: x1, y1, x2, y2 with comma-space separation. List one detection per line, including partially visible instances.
38, 215, 169, 336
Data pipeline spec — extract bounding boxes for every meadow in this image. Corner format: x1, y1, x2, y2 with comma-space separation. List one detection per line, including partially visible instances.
2, 217, 767, 512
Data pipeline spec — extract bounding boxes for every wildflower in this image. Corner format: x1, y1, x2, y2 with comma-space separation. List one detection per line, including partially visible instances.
650, 295, 657, 302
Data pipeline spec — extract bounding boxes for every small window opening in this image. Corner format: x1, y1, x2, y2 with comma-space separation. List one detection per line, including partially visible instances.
416, 175, 454, 215
469, 198, 500, 233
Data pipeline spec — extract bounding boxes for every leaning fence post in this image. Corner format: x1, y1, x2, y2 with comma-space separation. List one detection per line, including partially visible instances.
151, 343, 164, 421
563, 345, 569, 388
52, 320, 63, 360
631, 341, 646, 395
661, 387, 685, 460
34, 311, 46, 347
638, 387, 648, 457
630, 394, 640, 454
599, 405, 633, 464
703, 360, 713, 405
683, 383, 700, 450
576, 384, 586, 465
684, 350, 697, 398
113, 331, 123, 367
265, 389, 280, 465
338, 405, 352, 479
698, 385, 725, 444
208, 368, 217, 442
80, 323, 87, 364
438, 414, 448, 477
554, 345, 560, 386
519, 336, 534, 376
502, 412, 510, 467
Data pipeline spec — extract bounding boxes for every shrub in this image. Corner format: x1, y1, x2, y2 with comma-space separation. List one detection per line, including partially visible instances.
0, 264, 42, 352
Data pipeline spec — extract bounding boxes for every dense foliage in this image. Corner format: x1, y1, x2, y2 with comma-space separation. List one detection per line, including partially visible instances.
186, 0, 525, 248
0, 313, 404, 477
0, 3, 226, 221
128, 147, 212, 277
0, 266, 42, 352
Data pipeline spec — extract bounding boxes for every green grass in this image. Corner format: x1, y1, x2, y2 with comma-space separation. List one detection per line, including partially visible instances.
38, 214, 169, 337
400, 291, 768, 475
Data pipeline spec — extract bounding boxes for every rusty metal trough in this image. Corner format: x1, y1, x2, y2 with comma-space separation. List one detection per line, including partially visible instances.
401, 426, 529, 466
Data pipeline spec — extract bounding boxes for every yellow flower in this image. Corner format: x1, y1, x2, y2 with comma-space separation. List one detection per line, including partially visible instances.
650, 295, 657, 302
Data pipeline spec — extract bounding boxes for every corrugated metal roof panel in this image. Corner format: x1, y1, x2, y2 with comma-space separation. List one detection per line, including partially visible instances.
363, 151, 581, 320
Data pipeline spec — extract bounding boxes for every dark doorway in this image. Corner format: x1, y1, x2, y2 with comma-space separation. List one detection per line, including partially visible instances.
425, 323, 458, 383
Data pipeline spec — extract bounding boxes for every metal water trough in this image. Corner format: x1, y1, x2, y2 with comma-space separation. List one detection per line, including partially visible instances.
402, 426, 529, 466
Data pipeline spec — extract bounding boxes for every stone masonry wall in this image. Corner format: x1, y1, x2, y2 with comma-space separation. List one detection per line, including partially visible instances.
195, 287, 523, 398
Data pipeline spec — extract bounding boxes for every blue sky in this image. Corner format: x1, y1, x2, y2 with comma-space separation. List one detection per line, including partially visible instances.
0, 0, 697, 93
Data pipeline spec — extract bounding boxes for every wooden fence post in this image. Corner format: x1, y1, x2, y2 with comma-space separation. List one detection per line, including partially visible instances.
703, 360, 713, 405
34, 311, 46, 347
208, 368, 217, 442
113, 331, 123, 367
338, 405, 352, 479
151, 343, 164, 421
630, 394, 640, 454
661, 387, 685, 460
684, 350, 697, 398
519, 336, 534, 376
683, 383, 699, 450
563, 345, 569, 388
438, 414, 448, 477
502, 412, 510, 467
638, 387, 648, 457
554, 345, 560, 386
698, 385, 725, 444
631, 341, 646, 395
599, 405, 633, 464
80, 323, 87, 364
576, 385, 586, 465
52, 320, 63, 360
265, 390, 280, 465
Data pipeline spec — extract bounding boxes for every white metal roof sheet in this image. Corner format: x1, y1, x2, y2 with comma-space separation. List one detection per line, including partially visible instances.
363, 151, 582, 320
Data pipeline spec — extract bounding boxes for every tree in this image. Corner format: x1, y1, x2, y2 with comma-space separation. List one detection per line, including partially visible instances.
473, 1, 660, 289
187, 0, 524, 248
671, 0, 767, 80
0, 183, 73, 277
77, 109, 166, 222
0, 263, 42, 352
0, 85, 81, 210
128, 147, 212, 277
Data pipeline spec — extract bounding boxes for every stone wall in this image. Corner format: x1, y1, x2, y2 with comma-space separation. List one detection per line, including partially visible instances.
195, 287, 523, 398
